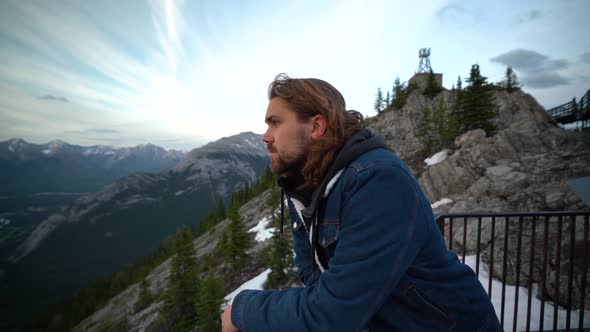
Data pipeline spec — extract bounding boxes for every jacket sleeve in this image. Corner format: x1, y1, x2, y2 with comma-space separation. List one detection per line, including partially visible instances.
232, 163, 429, 331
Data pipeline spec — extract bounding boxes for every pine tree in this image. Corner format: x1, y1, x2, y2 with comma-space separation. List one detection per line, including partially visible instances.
160, 226, 200, 331
432, 98, 446, 147
134, 278, 154, 314
217, 197, 226, 220
457, 64, 497, 134
423, 70, 442, 98
385, 91, 391, 109
222, 206, 251, 270
500, 66, 521, 93
265, 185, 295, 289
195, 272, 225, 332
374, 88, 385, 113
417, 107, 435, 157
391, 76, 406, 110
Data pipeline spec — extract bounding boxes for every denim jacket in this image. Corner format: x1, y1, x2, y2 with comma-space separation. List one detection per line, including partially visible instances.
232, 130, 499, 331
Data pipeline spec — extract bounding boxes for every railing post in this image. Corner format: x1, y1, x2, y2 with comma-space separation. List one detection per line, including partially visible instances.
553, 216, 563, 331
512, 216, 523, 332
525, 216, 537, 332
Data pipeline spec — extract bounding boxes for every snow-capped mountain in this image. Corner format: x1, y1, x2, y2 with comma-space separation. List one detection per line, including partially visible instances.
0, 138, 187, 195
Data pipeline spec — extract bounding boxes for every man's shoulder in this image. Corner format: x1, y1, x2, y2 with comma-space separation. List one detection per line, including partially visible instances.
347, 148, 407, 171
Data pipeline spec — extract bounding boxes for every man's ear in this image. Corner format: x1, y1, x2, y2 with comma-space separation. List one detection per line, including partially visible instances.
310, 114, 327, 140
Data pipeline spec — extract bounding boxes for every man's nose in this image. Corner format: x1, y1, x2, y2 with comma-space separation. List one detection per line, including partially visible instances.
262, 129, 273, 143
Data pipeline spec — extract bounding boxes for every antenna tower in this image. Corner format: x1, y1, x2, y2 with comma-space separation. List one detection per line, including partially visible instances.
417, 48, 432, 73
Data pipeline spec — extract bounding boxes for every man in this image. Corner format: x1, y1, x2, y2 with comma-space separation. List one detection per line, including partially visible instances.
221, 74, 500, 331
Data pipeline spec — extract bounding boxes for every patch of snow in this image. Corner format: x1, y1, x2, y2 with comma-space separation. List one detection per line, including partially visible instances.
431, 198, 453, 209
0, 217, 10, 228
463, 255, 590, 331
42, 149, 51, 155
224, 268, 271, 305
8, 145, 15, 152
175, 190, 185, 196
425, 149, 449, 166
248, 216, 276, 242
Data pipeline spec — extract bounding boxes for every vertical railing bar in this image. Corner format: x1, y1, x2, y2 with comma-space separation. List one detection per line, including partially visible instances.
489, 216, 496, 298
449, 217, 453, 251
437, 216, 444, 238
462, 217, 467, 264
476, 216, 482, 277
579, 214, 589, 330
540, 215, 549, 331
512, 216, 523, 332
501, 216, 510, 329
566, 215, 575, 330
525, 215, 537, 332
552, 216, 563, 331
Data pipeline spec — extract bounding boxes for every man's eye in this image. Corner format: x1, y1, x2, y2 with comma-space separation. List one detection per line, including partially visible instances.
272, 120, 278, 126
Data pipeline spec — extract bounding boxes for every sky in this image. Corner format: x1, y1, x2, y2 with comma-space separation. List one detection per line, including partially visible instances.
0, 0, 589, 151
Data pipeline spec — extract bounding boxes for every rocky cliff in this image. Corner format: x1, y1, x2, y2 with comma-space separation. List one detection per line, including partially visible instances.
369, 88, 590, 310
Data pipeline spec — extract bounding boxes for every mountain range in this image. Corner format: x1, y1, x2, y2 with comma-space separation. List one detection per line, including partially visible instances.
0, 132, 269, 329
0, 138, 187, 195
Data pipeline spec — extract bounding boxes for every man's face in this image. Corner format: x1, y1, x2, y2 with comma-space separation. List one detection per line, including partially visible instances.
263, 97, 312, 175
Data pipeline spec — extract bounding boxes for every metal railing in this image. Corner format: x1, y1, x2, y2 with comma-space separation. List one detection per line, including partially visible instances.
547, 90, 590, 125
436, 211, 590, 332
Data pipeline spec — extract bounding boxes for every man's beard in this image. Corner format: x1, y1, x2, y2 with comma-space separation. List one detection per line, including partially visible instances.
268, 129, 309, 175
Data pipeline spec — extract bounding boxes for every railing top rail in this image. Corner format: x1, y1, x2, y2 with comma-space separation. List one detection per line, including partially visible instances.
435, 211, 590, 220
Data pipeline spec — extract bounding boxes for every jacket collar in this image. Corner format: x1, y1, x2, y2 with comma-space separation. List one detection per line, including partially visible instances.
279, 128, 386, 218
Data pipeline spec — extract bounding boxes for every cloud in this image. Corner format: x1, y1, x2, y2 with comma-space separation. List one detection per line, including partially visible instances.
516, 10, 541, 24
580, 52, 590, 63
490, 49, 568, 72
63, 128, 121, 135
521, 73, 569, 89
490, 49, 570, 89
436, 3, 464, 20
37, 94, 69, 102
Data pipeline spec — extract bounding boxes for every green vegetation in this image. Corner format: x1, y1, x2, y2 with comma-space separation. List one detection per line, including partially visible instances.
159, 226, 200, 331
195, 271, 225, 332
28, 168, 277, 332
498, 65, 521, 93
374, 88, 385, 113
220, 205, 252, 270
133, 278, 155, 314
264, 185, 295, 289
456, 64, 497, 134
391, 76, 407, 110
423, 70, 442, 98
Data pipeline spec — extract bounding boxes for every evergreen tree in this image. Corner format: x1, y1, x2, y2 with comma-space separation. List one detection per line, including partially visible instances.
417, 107, 435, 157
374, 88, 385, 113
423, 70, 442, 98
385, 91, 391, 109
217, 197, 226, 220
222, 206, 251, 270
160, 226, 200, 331
195, 272, 225, 332
499, 66, 521, 92
457, 64, 497, 134
265, 185, 295, 289
133, 278, 154, 314
432, 98, 447, 146
391, 76, 406, 110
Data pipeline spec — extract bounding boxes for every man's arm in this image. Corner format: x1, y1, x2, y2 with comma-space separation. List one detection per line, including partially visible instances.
230, 163, 430, 331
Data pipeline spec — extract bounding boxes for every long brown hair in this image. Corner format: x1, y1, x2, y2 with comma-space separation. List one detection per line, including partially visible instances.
268, 73, 364, 189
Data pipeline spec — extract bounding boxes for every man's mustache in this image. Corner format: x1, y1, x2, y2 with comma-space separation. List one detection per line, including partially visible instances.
267, 144, 277, 153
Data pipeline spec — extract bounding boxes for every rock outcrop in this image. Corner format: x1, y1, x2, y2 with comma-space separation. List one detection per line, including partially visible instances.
369, 88, 590, 309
